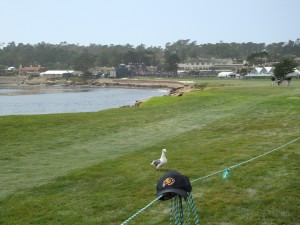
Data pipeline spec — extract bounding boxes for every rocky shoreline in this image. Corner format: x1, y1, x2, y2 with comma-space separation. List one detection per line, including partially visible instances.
0, 76, 194, 97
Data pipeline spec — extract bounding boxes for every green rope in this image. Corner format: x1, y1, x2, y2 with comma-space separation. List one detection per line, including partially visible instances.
169, 195, 186, 225
121, 137, 300, 225
174, 195, 179, 225
191, 136, 300, 183
169, 194, 200, 225
188, 194, 200, 225
185, 195, 191, 225
170, 197, 173, 224
120, 195, 161, 225
179, 196, 184, 225
170, 195, 177, 225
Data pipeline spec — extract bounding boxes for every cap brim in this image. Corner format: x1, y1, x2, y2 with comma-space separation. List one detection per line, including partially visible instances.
157, 188, 189, 200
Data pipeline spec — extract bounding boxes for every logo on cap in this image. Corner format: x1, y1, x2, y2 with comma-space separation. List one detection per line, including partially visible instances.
162, 177, 175, 187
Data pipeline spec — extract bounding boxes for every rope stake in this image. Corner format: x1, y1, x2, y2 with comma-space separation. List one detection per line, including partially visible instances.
222, 168, 231, 180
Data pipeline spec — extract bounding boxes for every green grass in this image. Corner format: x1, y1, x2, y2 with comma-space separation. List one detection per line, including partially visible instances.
0, 79, 300, 224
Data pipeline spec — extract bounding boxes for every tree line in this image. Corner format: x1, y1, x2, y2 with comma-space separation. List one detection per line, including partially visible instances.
0, 39, 299, 74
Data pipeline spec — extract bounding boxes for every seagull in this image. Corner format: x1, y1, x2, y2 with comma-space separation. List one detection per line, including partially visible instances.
151, 149, 167, 170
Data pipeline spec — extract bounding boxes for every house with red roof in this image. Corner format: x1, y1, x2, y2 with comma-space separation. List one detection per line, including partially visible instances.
19, 65, 42, 76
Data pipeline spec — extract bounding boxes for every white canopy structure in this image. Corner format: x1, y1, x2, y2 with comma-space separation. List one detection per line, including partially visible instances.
40, 70, 75, 77
246, 66, 274, 78
217, 72, 239, 78
286, 69, 300, 78
250, 67, 263, 74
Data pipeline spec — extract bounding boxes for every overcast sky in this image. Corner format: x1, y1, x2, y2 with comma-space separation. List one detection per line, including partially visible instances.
1, 0, 299, 47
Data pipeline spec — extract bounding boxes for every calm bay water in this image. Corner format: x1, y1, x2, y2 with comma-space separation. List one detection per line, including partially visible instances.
0, 86, 168, 116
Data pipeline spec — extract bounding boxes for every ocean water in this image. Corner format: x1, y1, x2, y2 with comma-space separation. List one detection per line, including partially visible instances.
0, 86, 168, 116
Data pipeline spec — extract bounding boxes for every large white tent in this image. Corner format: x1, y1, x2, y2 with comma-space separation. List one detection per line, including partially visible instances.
217, 72, 239, 78
40, 70, 82, 77
286, 69, 300, 78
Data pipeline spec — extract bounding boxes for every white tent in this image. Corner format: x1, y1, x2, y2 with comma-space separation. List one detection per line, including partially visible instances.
264, 67, 274, 74
40, 70, 75, 77
250, 67, 263, 74
286, 69, 300, 78
217, 72, 239, 78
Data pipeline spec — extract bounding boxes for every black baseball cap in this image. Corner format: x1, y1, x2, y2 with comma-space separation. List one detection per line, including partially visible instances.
156, 171, 192, 200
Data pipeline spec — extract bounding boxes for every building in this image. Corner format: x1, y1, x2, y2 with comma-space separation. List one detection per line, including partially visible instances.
89, 66, 116, 78
145, 65, 158, 75
178, 58, 244, 74
294, 57, 300, 66
19, 65, 42, 76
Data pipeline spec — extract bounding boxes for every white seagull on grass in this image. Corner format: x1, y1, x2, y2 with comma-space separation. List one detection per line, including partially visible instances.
151, 149, 167, 170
